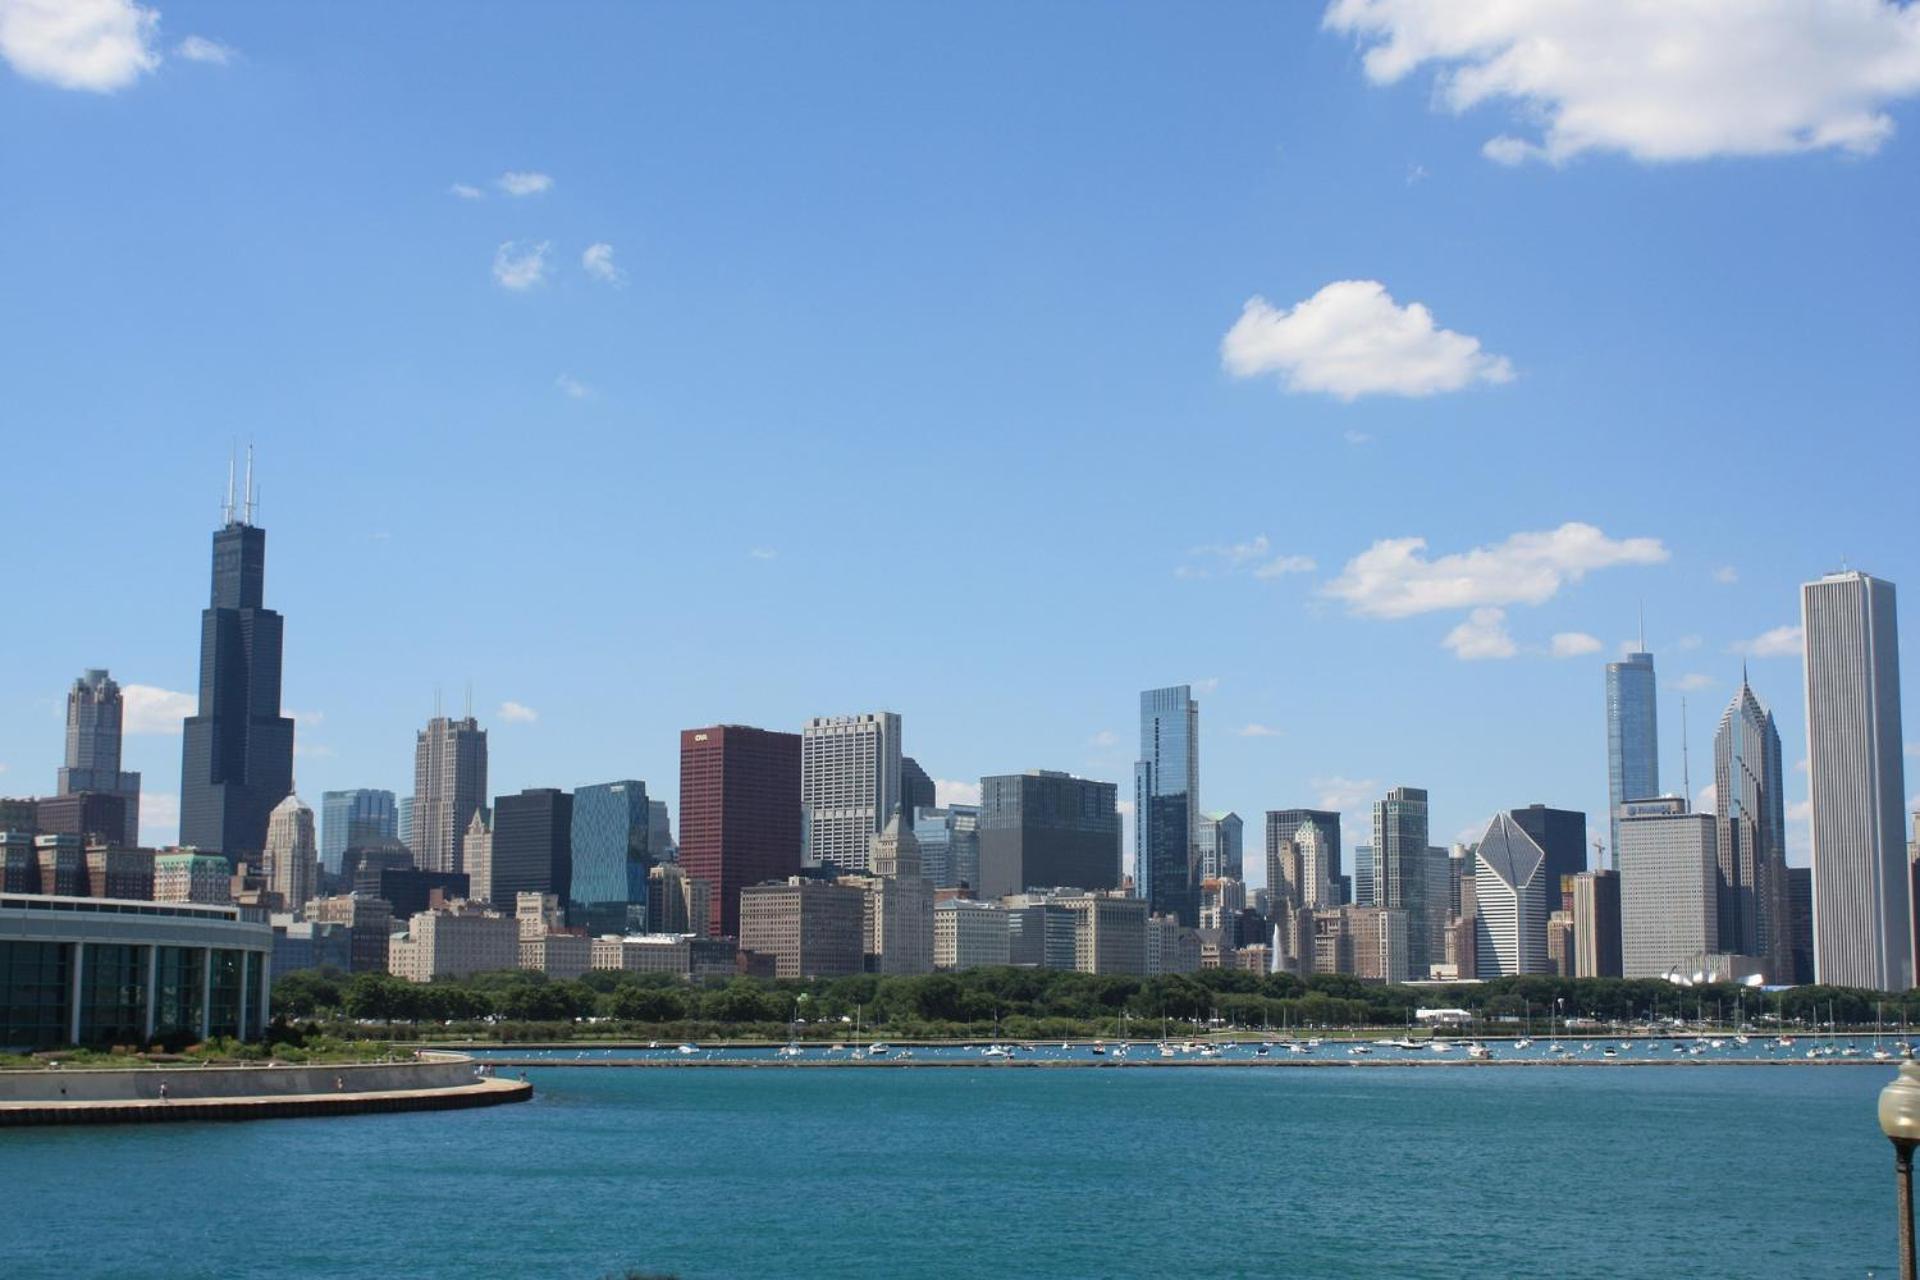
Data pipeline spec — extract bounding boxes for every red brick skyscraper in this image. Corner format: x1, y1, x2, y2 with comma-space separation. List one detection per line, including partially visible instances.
679, 725, 803, 939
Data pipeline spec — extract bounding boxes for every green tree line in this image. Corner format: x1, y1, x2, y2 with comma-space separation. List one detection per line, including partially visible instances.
271, 965, 1920, 1040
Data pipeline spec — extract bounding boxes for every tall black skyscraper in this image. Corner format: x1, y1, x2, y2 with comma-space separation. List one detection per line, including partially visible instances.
179, 456, 294, 865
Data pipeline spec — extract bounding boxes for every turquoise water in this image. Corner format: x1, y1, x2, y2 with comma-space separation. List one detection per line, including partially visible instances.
0, 1065, 1894, 1278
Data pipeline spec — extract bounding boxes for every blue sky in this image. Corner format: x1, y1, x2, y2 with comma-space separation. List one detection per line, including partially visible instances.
3, 1, 1917, 875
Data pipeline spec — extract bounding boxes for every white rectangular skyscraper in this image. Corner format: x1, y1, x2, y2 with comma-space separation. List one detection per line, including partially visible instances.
1802, 571, 1909, 990
802, 712, 901, 873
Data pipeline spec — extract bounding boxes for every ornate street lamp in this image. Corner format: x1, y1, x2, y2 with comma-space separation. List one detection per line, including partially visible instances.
1879, 1059, 1920, 1280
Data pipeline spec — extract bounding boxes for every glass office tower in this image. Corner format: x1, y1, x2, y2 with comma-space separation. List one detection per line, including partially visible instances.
570, 781, 652, 934
1605, 650, 1659, 863
1135, 686, 1199, 926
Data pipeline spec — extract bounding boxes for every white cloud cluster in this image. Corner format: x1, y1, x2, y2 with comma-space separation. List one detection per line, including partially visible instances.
175, 34, 232, 65
1179, 534, 1315, 581
492, 240, 549, 291
1444, 607, 1517, 661
0, 0, 159, 92
123, 683, 194, 733
449, 183, 484, 200
1325, 522, 1668, 620
1238, 723, 1282, 738
498, 700, 539, 724
1674, 673, 1716, 692
497, 170, 553, 196
1714, 566, 1740, 585
935, 779, 982, 808
1312, 775, 1381, 815
1222, 280, 1512, 401
1323, 0, 1920, 164
1738, 624, 1805, 658
747, 547, 777, 561
1550, 631, 1603, 658
556, 373, 591, 400
582, 242, 626, 286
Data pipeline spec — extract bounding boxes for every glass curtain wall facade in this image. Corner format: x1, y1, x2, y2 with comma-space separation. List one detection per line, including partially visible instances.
1135, 686, 1199, 926
1605, 651, 1660, 863
571, 780, 652, 934
319, 789, 398, 876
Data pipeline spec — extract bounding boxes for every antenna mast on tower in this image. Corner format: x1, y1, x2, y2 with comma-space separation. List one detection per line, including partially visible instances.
1680, 695, 1692, 806
223, 448, 236, 526
242, 444, 257, 525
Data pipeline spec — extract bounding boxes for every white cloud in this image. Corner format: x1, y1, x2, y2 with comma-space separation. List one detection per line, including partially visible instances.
123, 684, 194, 734
1737, 624, 1804, 658
1714, 566, 1739, 585
582, 242, 626, 286
1313, 775, 1380, 813
175, 34, 233, 65
1788, 799, 1813, 822
1325, 522, 1668, 620
1550, 631, 1602, 658
492, 240, 549, 291
1343, 429, 1373, 445
934, 779, 982, 808
1089, 730, 1120, 749
1444, 607, 1517, 660
0, 0, 158, 92
1323, 0, 1920, 165
497, 170, 552, 196
1405, 162, 1429, 185
1696, 783, 1718, 814
1796, 757, 1810, 774
1675, 634, 1703, 651
0, 762, 9, 775
1116, 800, 1136, 818
1222, 280, 1513, 401
449, 182, 484, 200
1180, 534, 1315, 580
1239, 723, 1282, 738
748, 547, 777, 560
1191, 677, 1221, 696
1674, 673, 1716, 692
556, 373, 591, 400
141, 792, 178, 847
498, 700, 538, 724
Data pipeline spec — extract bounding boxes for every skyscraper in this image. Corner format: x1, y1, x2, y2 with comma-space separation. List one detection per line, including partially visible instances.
1617, 796, 1718, 979
570, 780, 652, 934
865, 813, 934, 975
1508, 804, 1587, 922
977, 771, 1121, 899
802, 712, 901, 873
410, 714, 488, 875
1803, 570, 1910, 990
491, 788, 573, 907
1473, 812, 1548, 978
319, 789, 397, 876
1713, 673, 1789, 974
179, 458, 295, 864
1136, 685, 1199, 926
263, 792, 317, 914
1571, 869, 1622, 978
1197, 812, 1244, 881
1605, 648, 1660, 862
1266, 810, 1343, 903
901, 756, 936, 815
1372, 787, 1431, 974
680, 725, 803, 939
913, 804, 980, 891
648, 800, 676, 864
56, 669, 140, 847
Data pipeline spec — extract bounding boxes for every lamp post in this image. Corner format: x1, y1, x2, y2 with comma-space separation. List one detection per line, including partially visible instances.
1879, 1059, 1920, 1280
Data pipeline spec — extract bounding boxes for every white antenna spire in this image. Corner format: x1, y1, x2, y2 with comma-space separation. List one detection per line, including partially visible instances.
242, 444, 256, 525
1680, 695, 1691, 806
223, 448, 236, 525
1637, 600, 1645, 653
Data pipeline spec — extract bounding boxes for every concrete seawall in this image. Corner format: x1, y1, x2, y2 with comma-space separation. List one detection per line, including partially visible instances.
0, 1052, 531, 1125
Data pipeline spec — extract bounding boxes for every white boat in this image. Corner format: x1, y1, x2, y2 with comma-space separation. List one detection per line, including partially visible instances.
867, 1043, 891, 1057
1090, 1041, 1107, 1056
1466, 1043, 1492, 1060
676, 1043, 699, 1056
1348, 1044, 1372, 1056
776, 1043, 803, 1059
1158, 1042, 1176, 1058
983, 1044, 1013, 1059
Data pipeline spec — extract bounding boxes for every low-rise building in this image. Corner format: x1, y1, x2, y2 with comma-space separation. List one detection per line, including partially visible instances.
154, 850, 234, 905
388, 904, 517, 982
934, 898, 1010, 970
0, 891, 272, 1047
306, 894, 393, 973
271, 915, 354, 975
739, 877, 866, 979
84, 845, 154, 901
522, 932, 592, 979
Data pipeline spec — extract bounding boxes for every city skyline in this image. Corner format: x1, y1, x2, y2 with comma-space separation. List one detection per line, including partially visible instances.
3, 5, 1917, 881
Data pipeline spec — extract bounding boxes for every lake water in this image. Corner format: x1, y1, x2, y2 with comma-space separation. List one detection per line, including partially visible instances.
0, 1064, 1894, 1278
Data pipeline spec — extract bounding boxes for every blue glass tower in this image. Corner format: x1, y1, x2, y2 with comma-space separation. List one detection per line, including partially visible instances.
570, 780, 652, 933
319, 789, 398, 875
1135, 685, 1199, 926
1605, 650, 1660, 862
